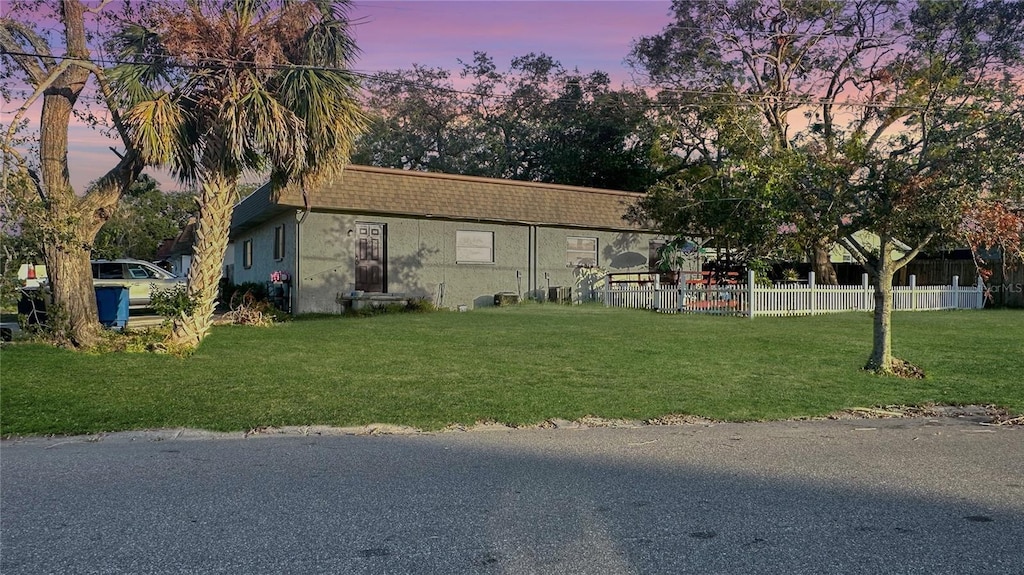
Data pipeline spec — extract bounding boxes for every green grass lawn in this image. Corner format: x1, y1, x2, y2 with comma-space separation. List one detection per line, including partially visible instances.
1, 306, 1021, 436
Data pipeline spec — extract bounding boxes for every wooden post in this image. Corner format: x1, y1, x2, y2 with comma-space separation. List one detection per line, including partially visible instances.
976, 275, 985, 309
747, 269, 756, 318
603, 273, 611, 307
951, 275, 959, 310
862, 273, 871, 311
808, 271, 816, 315
913, 272, 921, 308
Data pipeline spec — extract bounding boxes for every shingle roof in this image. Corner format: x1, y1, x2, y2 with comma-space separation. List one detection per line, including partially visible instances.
234, 165, 649, 233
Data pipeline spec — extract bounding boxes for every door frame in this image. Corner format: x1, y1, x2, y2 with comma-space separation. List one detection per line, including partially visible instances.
354, 221, 387, 293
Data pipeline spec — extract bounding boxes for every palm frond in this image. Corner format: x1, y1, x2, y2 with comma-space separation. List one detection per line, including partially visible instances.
123, 93, 187, 167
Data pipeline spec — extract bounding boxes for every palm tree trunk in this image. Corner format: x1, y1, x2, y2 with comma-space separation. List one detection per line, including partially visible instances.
168, 175, 235, 350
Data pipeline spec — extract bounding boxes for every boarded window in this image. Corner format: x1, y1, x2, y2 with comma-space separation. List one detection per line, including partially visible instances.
243, 239, 253, 269
456, 230, 494, 264
273, 225, 285, 261
566, 236, 598, 267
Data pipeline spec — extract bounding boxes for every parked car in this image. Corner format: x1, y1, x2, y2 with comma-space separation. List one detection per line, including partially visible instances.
18, 258, 186, 310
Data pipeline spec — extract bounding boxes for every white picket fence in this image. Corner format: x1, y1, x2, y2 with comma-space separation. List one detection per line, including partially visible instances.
603, 271, 985, 317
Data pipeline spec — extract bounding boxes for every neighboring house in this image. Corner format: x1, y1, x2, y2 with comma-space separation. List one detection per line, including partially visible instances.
155, 217, 235, 281
229, 165, 671, 313
154, 218, 196, 277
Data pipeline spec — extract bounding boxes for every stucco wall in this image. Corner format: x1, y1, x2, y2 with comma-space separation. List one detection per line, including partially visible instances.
290, 212, 655, 311
294, 213, 531, 313
534, 228, 655, 303
231, 212, 297, 295
238, 211, 662, 313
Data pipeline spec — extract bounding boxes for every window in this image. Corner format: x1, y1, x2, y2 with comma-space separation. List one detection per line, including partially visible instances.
456, 230, 494, 264
566, 237, 598, 267
648, 241, 665, 272
94, 262, 124, 279
243, 239, 253, 269
273, 225, 285, 261
127, 263, 156, 279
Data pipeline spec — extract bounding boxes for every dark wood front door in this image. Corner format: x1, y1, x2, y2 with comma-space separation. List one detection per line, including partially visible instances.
355, 222, 385, 292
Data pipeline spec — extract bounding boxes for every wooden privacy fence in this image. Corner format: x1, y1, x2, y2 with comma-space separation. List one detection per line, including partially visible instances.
603, 271, 986, 317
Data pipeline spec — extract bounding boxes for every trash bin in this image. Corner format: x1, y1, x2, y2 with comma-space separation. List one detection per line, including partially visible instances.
95, 285, 130, 329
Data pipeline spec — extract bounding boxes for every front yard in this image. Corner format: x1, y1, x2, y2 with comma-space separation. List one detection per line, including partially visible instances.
1, 306, 1021, 436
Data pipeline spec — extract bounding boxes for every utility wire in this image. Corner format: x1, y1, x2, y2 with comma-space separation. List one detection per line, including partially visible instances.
1, 48, 1018, 114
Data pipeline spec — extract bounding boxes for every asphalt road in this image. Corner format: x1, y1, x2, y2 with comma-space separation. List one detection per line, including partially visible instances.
2, 418, 1022, 575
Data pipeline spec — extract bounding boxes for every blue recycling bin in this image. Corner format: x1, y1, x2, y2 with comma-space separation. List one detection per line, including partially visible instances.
95, 285, 130, 328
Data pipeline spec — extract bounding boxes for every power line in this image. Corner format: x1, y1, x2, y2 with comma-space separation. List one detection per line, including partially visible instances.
1, 48, 1018, 114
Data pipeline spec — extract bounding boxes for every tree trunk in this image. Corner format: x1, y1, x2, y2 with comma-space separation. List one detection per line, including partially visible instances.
867, 240, 898, 374
12, 0, 140, 348
168, 175, 236, 350
42, 237, 102, 347
867, 268, 896, 374
809, 238, 839, 285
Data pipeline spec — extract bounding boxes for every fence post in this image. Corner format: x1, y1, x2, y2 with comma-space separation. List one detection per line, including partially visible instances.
677, 284, 684, 313
952, 275, 959, 310
808, 271, 816, 315
603, 273, 611, 307
652, 273, 660, 311
976, 275, 984, 309
747, 269, 756, 318
909, 274, 917, 310
862, 273, 870, 311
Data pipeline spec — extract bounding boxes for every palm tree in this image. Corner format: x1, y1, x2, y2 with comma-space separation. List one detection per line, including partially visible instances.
110, 0, 365, 350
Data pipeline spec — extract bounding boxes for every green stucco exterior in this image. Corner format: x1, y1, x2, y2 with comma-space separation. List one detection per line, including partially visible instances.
230, 211, 662, 313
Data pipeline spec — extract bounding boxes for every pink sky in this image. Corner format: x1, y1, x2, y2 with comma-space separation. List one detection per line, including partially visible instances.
3, 0, 673, 191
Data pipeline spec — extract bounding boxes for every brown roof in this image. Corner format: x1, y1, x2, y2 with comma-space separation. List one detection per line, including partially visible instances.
262, 165, 648, 232
155, 218, 197, 258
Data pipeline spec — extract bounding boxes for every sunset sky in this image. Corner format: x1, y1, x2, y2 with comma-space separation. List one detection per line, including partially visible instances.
2, 0, 674, 191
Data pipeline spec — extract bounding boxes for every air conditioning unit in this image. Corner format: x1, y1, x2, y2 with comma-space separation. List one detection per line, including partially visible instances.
493, 292, 519, 306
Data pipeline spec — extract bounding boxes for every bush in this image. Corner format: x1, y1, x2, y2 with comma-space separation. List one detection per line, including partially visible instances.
344, 297, 438, 318
150, 284, 199, 320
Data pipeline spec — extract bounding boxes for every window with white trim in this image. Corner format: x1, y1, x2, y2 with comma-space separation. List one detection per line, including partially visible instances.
456, 230, 494, 264
566, 236, 598, 267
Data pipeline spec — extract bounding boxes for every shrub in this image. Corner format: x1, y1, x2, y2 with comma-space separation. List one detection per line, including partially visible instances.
150, 284, 200, 320
343, 297, 438, 318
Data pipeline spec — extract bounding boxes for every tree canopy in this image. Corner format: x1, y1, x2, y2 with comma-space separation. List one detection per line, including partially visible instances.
353, 52, 677, 192
92, 175, 196, 262
628, 0, 1024, 374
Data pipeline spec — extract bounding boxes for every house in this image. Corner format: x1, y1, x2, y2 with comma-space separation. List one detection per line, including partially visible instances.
228, 165, 672, 313
156, 218, 236, 282
154, 218, 196, 277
